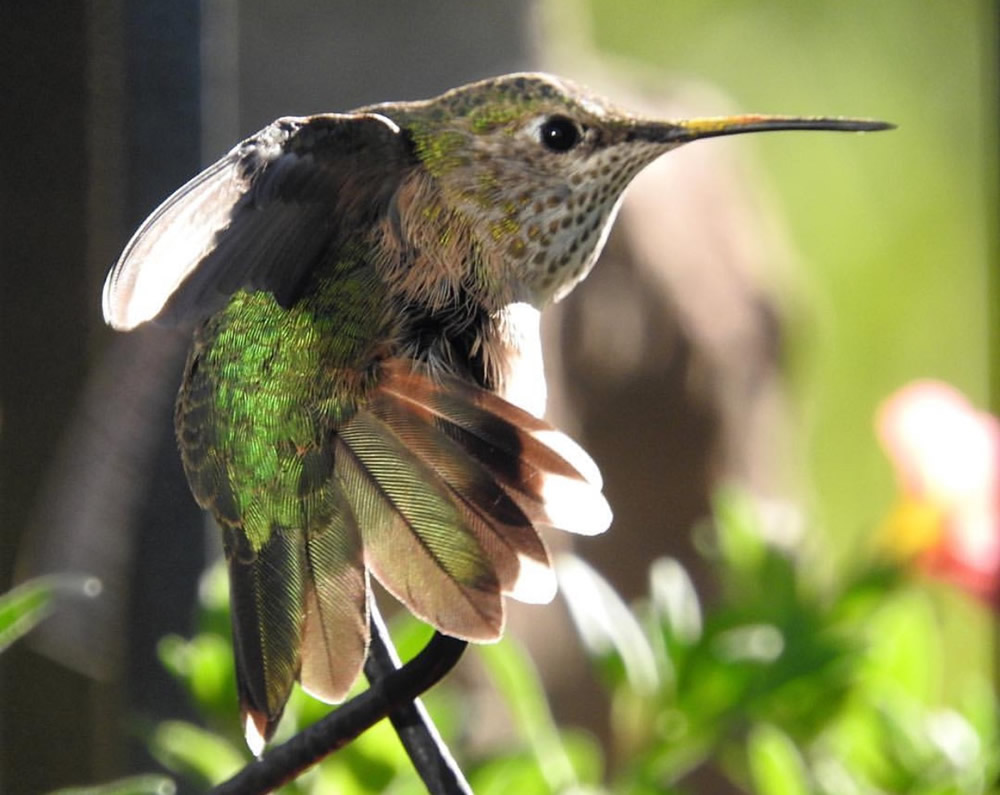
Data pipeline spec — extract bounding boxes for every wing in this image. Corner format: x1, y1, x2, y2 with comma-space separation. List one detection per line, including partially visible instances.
102, 111, 413, 330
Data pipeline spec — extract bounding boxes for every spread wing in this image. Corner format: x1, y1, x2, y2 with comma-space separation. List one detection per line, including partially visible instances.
102, 111, 413, 330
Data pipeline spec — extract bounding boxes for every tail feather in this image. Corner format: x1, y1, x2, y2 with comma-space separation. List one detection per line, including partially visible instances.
335, 413, 505, 641
299, 495, 369, 705
381, 360, 600, 483
379, 360, 612, 536
367, 387, 556, 604
224, 526, 305, 755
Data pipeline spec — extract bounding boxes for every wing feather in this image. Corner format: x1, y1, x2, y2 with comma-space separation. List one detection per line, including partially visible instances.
102, 113, 412, 329
367, 387, 556, 604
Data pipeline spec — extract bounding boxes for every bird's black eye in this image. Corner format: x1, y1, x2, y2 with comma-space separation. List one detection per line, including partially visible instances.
539, 115, 581, 152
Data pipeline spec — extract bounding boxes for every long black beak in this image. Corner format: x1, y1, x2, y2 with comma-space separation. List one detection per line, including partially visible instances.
631, 114, 894, 144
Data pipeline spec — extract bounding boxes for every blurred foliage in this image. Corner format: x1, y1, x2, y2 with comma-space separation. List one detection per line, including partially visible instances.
7, 468, 994, 792
80, 484, 991, 793
48, 776, 176, 795
0, 578, 62, 655
147, 563, 605, 793
558, 488, 999, 793
0, 574, 100, 654
0, 577, 175, 795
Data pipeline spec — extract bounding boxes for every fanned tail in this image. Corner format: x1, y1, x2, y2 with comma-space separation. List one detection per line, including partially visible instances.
377, 359, 612, 537
329, 359, 612, 642
335, 411, 506, 641
366, 385, 556, 604
222, 357, 611, 752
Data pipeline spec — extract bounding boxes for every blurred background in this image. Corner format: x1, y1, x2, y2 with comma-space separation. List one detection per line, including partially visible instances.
0, 1, 995, 792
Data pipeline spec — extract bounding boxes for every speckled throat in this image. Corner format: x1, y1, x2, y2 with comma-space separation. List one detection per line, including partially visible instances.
361, 74, 684, 309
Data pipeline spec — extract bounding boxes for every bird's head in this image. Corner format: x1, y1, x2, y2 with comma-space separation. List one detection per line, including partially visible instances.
376, 72, 889, 306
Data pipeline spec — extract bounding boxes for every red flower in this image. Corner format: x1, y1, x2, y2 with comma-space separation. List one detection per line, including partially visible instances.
876, 381, 1000, 603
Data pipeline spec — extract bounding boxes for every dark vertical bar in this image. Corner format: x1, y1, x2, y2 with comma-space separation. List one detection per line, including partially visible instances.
0, 4, 92, 791
124, 2, 203, 227
120, 0, 207, 772
0, 9, 89, 591
1, 2, 208, 789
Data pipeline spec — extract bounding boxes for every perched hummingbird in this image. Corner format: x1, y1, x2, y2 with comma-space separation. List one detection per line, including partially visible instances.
102, 72, 889, 752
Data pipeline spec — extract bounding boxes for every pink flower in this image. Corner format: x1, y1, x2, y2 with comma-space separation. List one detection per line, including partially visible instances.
876, 380, 1000, 604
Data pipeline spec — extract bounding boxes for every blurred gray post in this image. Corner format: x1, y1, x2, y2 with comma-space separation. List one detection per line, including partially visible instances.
2, 0, 207, 788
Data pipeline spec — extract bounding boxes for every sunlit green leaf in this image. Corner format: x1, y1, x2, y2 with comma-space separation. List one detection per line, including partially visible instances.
556, 554, 658, 694
387, 609, 436, 661
50, 775, 176, 795
560, 728, 605, 788
149, 720, 246, 786
860, 587, 939, 702
923, 709, 983, 780
469, 752, 550, 795
470, 739, 605, 795
711, 488, 768, 574
308, 760, 370, 795
747, 723, 811, 795
0, 574, 100, 654
649, 558, 702, 647
711, 624, 784, 664
957, 675, 998, 755
346, 715, 411, 771
478, 637, 599, 793
158, 630, 238, 726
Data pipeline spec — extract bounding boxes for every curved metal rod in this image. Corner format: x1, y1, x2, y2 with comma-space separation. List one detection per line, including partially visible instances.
364, 600, 472, 794
212, 623, 468, 794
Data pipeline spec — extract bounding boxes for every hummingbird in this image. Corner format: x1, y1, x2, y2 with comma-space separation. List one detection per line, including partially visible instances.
102, 72, 889, 752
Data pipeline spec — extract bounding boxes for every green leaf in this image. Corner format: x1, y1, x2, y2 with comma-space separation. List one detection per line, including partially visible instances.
197, 560, 230, 612
860, 587, 939, 702
478, 636, 603, 792
0, 574, 100, 654
387, 610, 437, 661
711, 624, 784, 664
711, 488, 768, 574
560, 729, 605, 789
50, 775, 176, 795
922, 708, 983, 781
342, 714, 412, 774
649, 558, 702, 647
556, 554, 658, 694
469, 752, 550, 795
158, 631, 234, 711
470, 734, 605, 795
747, 723, 811, 795
149, 720, 246, 786
958, 675, 997, 754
